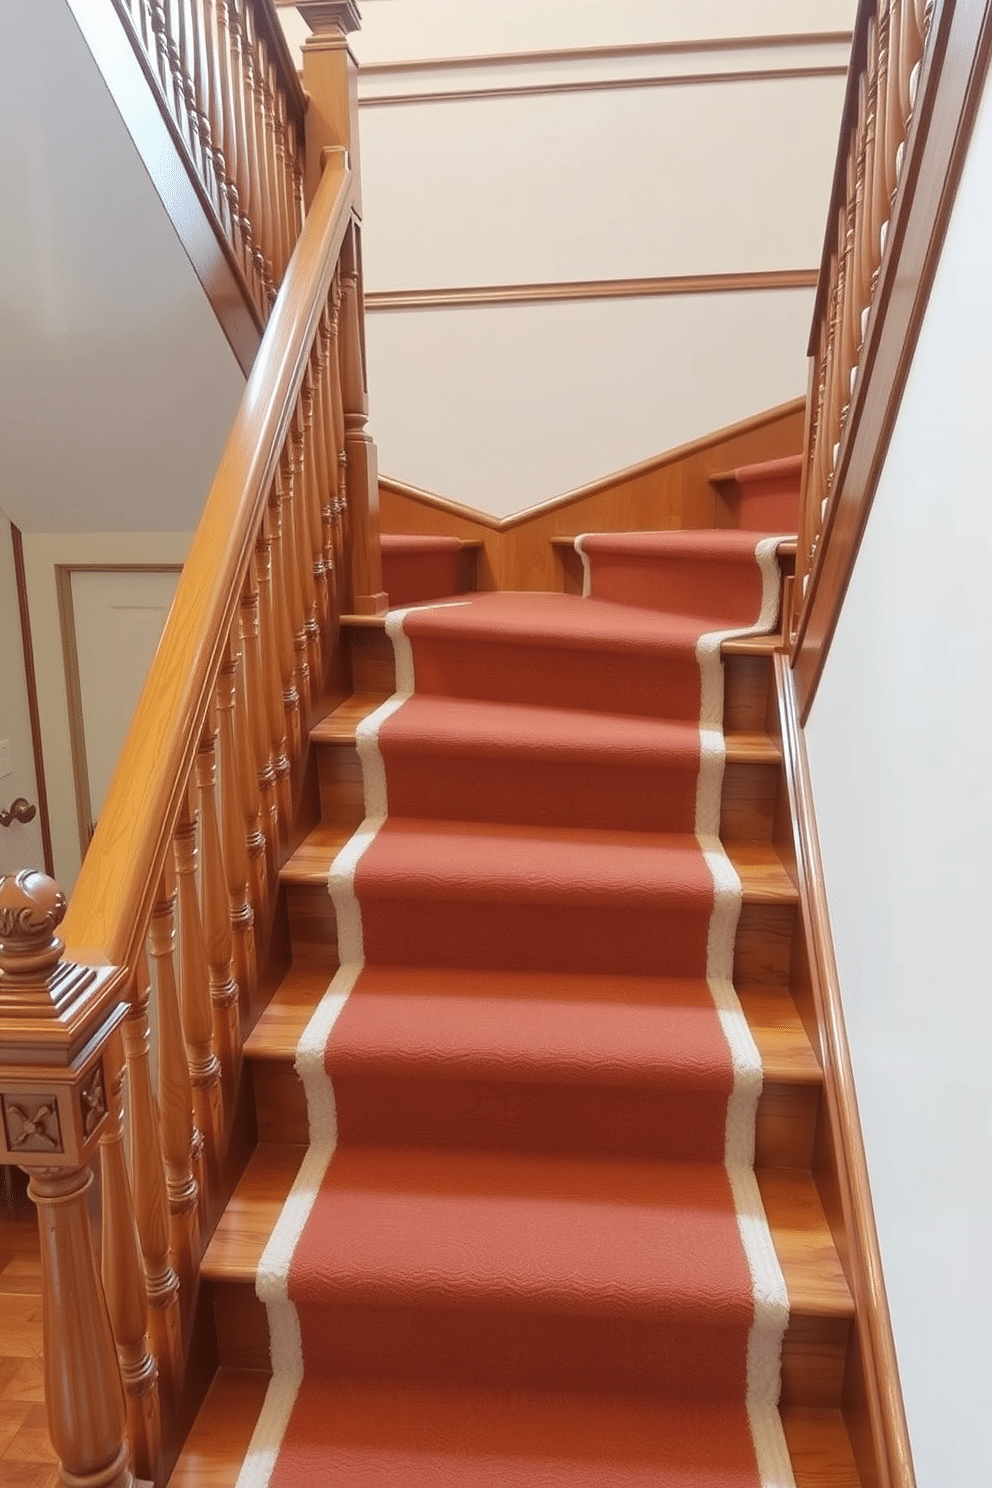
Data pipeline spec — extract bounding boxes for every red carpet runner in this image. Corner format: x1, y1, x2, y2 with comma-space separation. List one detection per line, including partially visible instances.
240, 530, 796, 1487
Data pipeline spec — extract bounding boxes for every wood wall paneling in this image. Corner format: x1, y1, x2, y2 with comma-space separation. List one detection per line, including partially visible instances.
378, 398, 807, 592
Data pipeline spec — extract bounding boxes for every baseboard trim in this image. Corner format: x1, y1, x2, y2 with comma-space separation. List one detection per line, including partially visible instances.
775, 654, 915, 1488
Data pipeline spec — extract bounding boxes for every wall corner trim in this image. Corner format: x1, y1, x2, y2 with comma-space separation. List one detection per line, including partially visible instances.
775, 653, 916, 1488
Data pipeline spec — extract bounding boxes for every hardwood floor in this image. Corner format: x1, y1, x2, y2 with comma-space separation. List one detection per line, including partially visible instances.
0, 1169, 57, 1488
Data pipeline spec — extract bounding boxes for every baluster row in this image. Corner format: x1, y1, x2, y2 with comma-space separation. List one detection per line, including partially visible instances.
116, 0, 304, 318
797, 0, 933, 609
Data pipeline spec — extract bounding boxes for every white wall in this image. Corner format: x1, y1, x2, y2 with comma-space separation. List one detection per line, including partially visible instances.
803, 63, 992, 1488
284, 0, 854, 515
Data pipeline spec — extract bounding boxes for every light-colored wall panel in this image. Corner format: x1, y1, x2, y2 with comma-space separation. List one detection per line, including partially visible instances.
359, 74, 847, 291
68, 568, 181, 845
21, 532, 191, 891
804, 64, 992, 1488
366, 286, 813, 515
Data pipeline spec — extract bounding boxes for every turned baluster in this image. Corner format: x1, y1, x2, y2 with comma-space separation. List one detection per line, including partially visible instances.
195, 703, 244, 1104
227, 0, 271, 305
173, 789, 225, 1209
121, 948, 183, 1423
256, 508, 295, 838
245, 12, 283, 288
301, 363, 333, 655
289, 395, 323, 687
99, 1028, 163, 1484
148, 1, 174, 99
216, 636, 261, 986
0, 871, 133, 1488
235, 645, 270, 919
147, 863, 202, 1315
327, 271, 351, 601
315, 308, 342, 624
268, 479, 304, 774
279, 442, 314, 721
201, 0, 245, 278
870, 1, 893, 259
240, 555, 281, 873
847, 73, 871, 364
340, 225, 387, 614
184, 0, 224, 222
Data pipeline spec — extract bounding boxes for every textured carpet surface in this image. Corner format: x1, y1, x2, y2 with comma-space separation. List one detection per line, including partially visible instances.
244, 529, 795, 1488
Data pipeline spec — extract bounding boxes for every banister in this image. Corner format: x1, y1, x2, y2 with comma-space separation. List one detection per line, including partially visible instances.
61, 148, 354, 972
791, 0, 992, 714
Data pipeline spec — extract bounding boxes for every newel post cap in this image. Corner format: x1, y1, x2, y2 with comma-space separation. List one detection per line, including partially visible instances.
0, 870, 128, 1169
297, 1, 361, 36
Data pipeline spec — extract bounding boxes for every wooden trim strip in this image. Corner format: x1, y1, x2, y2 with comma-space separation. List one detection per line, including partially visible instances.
10, 526, 54, 878
776, 654, 916, 1488
366, 270, 818, 312
61, 153, 355, 969
54, 569, 94, 861
66, 0, 264, 376
793, 0, 992, 717
361, 64, 848, 108
380, 397, 807, 530
356, 33, 854, 76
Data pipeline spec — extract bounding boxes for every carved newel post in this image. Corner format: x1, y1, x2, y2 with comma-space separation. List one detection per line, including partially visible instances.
0, 871, 133, 1488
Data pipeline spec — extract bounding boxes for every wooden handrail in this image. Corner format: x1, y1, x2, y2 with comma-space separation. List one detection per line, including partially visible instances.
62, 150, 353, 971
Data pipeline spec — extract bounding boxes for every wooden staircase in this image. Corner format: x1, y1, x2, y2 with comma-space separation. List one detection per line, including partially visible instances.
171, 517, 864, 1486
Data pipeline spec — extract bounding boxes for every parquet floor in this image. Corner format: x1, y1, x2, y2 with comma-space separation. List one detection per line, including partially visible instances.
0, 1168, 58, 1488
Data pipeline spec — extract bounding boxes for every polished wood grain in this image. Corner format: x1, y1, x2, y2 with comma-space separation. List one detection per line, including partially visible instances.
379, 399, 806, 592
777, 656, 915, 1488
168, 1369, 269, 1488
367, 269, 818, 312
0, 1186, 58, 1488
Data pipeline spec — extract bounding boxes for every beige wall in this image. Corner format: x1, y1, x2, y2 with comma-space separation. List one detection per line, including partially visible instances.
283, 0, 855, 515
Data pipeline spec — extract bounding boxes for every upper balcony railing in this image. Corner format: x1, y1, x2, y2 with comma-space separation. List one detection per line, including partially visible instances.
114, 0, 307, 322
791, 0, 992, 713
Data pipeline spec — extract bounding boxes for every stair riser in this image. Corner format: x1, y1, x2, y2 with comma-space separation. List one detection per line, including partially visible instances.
251, 1058, 820, 1168
280, 880, 794, 988
317, 738, 779, 842
210, 1280, 847, 1409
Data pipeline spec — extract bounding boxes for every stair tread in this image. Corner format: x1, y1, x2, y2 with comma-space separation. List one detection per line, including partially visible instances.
203, 1143, 851, 1321
171, 1371, 860, 1488
247, 967, 820, 1087
313, 691, 781, 764
282, 820, 796, 903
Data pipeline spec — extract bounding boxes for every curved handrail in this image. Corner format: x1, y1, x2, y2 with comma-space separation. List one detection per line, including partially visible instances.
62, 148, 353, 970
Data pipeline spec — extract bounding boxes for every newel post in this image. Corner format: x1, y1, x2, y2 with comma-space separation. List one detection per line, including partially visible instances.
0, 871, 133, 1488
298, 0, 387, 617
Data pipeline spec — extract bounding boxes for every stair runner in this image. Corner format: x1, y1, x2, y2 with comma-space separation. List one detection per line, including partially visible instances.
238, 527, 796, 1487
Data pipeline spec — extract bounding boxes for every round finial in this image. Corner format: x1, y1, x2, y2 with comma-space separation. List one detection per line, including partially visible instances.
0, 871, 67, 983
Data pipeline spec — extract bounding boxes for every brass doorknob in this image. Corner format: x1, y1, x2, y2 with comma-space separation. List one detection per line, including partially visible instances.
0, 798, 37, 828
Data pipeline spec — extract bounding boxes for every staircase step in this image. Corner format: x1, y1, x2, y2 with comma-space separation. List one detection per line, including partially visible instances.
246, 969, 820, 1164
338, 618, 779, 732
172, 1370, 860, 1488
380, 532, 481, 607
313, 693, 781, 840
203, 1143, 851, 1408
279, 824, 796, 987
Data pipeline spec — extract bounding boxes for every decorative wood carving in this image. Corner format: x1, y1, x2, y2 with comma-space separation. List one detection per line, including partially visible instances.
0, 871, 132, 1488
